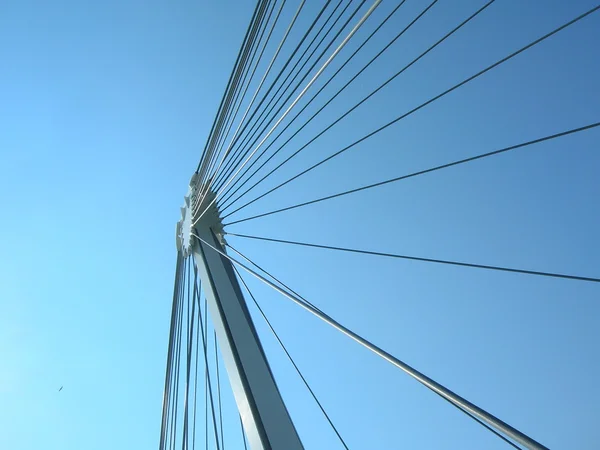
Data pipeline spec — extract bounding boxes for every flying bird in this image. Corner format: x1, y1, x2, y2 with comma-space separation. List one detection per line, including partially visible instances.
58, 386, 63, 392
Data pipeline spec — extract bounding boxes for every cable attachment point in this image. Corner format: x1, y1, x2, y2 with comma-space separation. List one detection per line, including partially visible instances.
177, 173, 225, 256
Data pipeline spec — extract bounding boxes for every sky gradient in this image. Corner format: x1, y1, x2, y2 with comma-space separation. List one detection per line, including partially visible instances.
1, 1, 599, 449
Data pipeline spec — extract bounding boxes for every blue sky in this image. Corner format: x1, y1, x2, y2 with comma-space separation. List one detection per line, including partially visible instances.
1, 1, 599, 449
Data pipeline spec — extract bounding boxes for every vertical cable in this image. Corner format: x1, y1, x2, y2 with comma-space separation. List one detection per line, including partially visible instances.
204, 297, 208, 450
198, 292, 222, 450
159, 253, 183, 450
196, 0, 264, 174
182, 259, 196, 449
214, 333, 225, 448
191, 267, 201, 450
240, 414, 249, 450
169, 258, 187, 450
199, 0, 272, 193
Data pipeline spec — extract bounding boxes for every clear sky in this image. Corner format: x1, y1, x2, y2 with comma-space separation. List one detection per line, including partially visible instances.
1, 1, 599, 449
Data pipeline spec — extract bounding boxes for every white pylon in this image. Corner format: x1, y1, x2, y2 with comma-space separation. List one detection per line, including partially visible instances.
177, 175, 304, 450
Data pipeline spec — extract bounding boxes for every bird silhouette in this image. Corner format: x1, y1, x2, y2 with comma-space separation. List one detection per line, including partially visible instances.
58, 386, 63, 392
